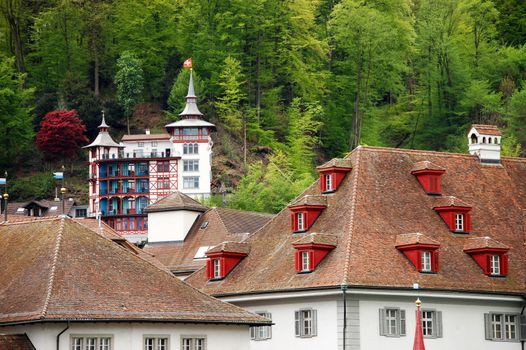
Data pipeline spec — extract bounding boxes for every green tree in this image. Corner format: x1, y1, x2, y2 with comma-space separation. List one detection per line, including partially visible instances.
115, 51, 143, 134
0, 57, 34, 169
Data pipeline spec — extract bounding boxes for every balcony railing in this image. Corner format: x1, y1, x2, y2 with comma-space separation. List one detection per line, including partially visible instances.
103, 208, 145, 216
173, 134, 208, 141
99, 151, 179, 160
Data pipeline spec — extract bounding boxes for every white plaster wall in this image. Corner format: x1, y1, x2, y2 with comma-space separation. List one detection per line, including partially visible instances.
359, 295, 522, 350
175, 142, 212, 198
147, 210, 200, 242
1, 322, 249, 350
233, 295, 338, 350
123, 140, 175, 157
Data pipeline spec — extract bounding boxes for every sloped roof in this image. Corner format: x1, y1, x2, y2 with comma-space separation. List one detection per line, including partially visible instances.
144, 191, 208, 213
463, 237, 510, 251
293, 233, 338, 246
207, 242, 250, 255
121, 133, 170, 141
316, 158, 353, 170
4, 199, 76, 217
433, 196, 472, 208
187, 147, 526, 296
395, 233, 440, 247
0, 217, 269, 325
84, 131, 123, 148
0, 334, 36, 349
470, 124, 502, 136
411, 161, 445, 172
290, 195, 327, 207
165, 119, 215, 128
145, 208, 273, 274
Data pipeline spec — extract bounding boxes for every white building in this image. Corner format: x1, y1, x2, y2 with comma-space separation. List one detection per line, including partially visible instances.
186, 125, 526, 349
84, 70, 215, 241
0, 216, 270, 350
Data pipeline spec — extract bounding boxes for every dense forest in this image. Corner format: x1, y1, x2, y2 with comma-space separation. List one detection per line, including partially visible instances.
0, 0, 525, 212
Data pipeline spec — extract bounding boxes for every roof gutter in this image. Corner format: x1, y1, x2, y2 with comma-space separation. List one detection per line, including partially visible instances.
56, 321, 69, 350
0, 318, 271, 327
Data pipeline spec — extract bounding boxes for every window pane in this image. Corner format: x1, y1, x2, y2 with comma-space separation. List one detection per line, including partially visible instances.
72, 338, 83, 350
504, 315, 516, 340
422, 311, 434, 336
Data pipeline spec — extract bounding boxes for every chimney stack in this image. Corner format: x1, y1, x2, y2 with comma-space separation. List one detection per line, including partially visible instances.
145, 128, 150, 135
467, 124, 502, 164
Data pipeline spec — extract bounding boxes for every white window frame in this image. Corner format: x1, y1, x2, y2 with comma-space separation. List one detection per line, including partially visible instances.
183, 159, 199, 172
183, 176, 200, 189
490, 255, 500, 275
301, 251, 310, 272
421, 251, 432, 272
325, 174, 333, 191
138, 142, 144, 147
144, 335, 169, 350
455, 213, 464, 232
296, 212, 305, 231
379, 307, 406, 337
295, 308, 317, 338
213, 258, 221, 278
181, 336, 206, 350
485, 313, 521, 342
420, 309, 443, 339
183, 143, 199, 155
251, 312, 272, 341
70, 335, 113, 350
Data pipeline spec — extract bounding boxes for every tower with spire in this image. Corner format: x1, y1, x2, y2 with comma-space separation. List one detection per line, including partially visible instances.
84, 69, 215, 242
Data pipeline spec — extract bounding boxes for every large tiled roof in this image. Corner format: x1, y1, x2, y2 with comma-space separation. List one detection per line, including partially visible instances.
0, 334, 36, 349
4, 199, 76, 217
187, 146, 526, 296
470, 124, 502, 136
145, 191, 208, 213
0, 217, 269, 325
121, 133, 170, 141
145, 208, 273, 274
84, 131, 123, 148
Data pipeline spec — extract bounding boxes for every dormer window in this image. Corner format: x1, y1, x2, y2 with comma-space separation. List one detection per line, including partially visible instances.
213, 258, 221, 278
289, 196, 327, 233
395, 233, 440, 273
324, 174, 333, 192
297, 212, 305, 231
490, 255, 500, 275
421, 251, 432, 272
301, 251, 311, 272
464, 237, 509, 277
316, 158, 352, 193
433, 196, 472, 233
455, 213, 464, 232
411, 161, 445, 195
293, 234, 337, 274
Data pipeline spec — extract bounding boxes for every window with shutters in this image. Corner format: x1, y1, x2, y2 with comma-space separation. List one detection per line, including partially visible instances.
420, 310, 443, 338
379, 308, 406, 337
181, 336, 206, 350
296, 212, 305, 231
71, 335, 113, 350
324, 174, 333, 192
295, 308, 317, 338
421, 251, 432, 272
490, 255, 500, 275
144, 336, 169, 350
250, 312, 272, 340
301, 251, 310, 272
213, 258, 221, 279
455, 213, 464, 232
485, 313, 522, 342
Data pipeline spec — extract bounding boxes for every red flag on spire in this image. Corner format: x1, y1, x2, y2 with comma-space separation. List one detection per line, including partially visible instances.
183, 58, 192, 69
413, 298, 426, 350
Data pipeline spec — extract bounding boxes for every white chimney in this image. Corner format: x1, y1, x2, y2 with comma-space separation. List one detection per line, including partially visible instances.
467, 124, 501, 164
145, 128, 150, 135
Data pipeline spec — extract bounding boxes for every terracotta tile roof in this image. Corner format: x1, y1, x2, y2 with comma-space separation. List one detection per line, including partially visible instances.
207, 242, 250, 255
293, 233, 338, 246
0, 217, 270, 325
186, 146, 526, 296
395, 233, 440, 247
121, 133, 170, 141
144, 208, 273, 274
463, 237, 510, 251
433, 196, 471, 208
411, 161, 445, 172
316, 158, 353, 169
470, 124, 502, 136
145, 191, 208, 213
4, 199, 76, 217
290, 195, 327, 207
0, 334, 36, 349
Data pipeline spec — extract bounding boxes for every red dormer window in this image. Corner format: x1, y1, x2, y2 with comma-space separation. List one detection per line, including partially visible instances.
205, 242, 249, 280
395, 233, 440, 273
411, 161, 445, 195
293, 234, 337, 273
289, 196, 327, 233
317, 158, 352, 193
433, 196, 472, 233
464, 237, 509, 277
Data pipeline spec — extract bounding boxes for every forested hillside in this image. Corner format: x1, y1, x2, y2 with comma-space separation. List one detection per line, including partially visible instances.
0, 0, 525, 211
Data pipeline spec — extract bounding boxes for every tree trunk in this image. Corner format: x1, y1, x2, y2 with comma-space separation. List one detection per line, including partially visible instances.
351, 54, 363, 150
1, 0, 25, 72
243, 115, 247, 167
94, 53, 100, 96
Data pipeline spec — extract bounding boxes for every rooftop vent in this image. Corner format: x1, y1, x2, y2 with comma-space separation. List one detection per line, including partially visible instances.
467, 124, 501, 164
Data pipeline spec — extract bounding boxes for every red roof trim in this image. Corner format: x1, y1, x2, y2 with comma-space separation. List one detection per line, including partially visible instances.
292, 242, 337, 250
288, 204, 327, 211
318, 166, 352, 173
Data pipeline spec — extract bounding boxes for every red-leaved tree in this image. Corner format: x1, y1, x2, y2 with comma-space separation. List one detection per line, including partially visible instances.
36, 109, 89, 161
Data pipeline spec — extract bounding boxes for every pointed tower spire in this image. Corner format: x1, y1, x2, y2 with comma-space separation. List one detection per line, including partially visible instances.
179, 69, 204, 119
413, 298, 426, 350
98, 110, 109, 131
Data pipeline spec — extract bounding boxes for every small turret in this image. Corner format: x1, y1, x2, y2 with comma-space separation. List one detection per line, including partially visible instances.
179, 70, 203, 119
467, 124, 501, 164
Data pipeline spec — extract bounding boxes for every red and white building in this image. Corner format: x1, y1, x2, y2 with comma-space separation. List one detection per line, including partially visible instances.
85, 71, 215, 242
185, 125, 526, 350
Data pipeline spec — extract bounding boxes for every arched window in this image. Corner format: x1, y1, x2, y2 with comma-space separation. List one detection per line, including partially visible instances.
488, 138, 492, 144
482, 137, 486, 143
470, 134, 478, 144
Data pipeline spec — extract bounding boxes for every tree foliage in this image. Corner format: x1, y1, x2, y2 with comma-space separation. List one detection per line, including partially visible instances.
36, 109, 89, 161
115, 51, 143, 133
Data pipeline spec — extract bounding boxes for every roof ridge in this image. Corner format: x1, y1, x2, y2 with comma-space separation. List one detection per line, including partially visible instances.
213, 208, 231, 235
216, 207, 274, 218
342, 148, 363, 286
0, 216, 62, 226
41, 216, 66, 318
